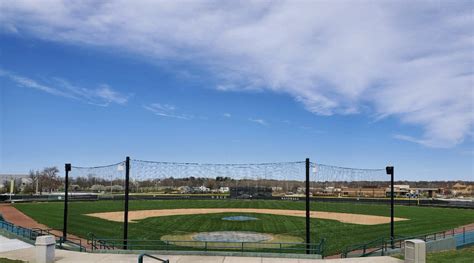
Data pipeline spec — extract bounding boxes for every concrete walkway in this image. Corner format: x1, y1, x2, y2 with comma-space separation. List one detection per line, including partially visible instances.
0, 235, 33, 253
0, 247, 403, 263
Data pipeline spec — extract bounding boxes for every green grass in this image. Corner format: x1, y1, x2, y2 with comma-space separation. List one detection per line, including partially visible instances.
13, 200, 474, 255
0, 258, 25, 263
394, 246, 474, 263
427, 246, 474, 263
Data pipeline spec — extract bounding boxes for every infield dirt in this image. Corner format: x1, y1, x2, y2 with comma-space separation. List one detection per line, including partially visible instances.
86, 208, 408, 225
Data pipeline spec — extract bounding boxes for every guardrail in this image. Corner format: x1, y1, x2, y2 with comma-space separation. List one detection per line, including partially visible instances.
0, 219, 86, 252
87, 233, 325, 256
341, 225, 474, 258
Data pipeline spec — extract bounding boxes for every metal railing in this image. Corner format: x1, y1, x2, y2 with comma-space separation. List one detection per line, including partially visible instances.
138, 253, 169, 263
341, 225, 474, 258
87, 233, 325, 256
0, 219, 87, 252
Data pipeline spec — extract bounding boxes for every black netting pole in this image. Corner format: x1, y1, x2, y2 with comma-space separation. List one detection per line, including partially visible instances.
123, 156, 130, 249
305, 158, 310, 254
63, 163, 71, 240
386, 166, 394, 248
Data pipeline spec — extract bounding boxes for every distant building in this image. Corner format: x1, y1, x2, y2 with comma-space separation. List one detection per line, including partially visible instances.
218, 186, 229, 193
385, 185, 410, 197
20, 178, 33, 192
411, 188, 440, 198
193, 185, 210, 193
341, 187, 386, 198
271, 186, 283, 192
230, 186, 272, 199
452, 183, 473, 196
0, 174, 29, 193
178, 186, 192, 194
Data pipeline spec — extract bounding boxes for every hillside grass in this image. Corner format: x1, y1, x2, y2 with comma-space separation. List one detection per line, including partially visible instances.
13, 200, 474, 255
426, 246, 474, 263
394, 246, 474, 263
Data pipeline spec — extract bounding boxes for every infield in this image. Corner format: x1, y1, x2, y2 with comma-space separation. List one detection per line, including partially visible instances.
86, 208, 408, 225
12, 199, 474, 255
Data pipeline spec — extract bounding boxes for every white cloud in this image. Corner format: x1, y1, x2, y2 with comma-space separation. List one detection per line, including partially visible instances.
223, 113, 231, 118
1, 1, 472, 147
249, 118, 268, 126
94, 84, 129, 105
0, 69, 129, 106
144, 103, 192, 120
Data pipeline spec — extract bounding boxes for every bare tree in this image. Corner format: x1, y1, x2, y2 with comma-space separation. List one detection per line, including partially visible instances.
27, 170, 41, 194
39, 167, 62, 194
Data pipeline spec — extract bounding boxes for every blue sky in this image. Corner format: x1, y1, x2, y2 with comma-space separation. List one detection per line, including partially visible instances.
0, 1, 473, 180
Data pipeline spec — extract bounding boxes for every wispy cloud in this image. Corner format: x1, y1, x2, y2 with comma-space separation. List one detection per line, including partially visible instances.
94, 84, 129, 105
393, 134, 426, 145
249, 118, 268, 126
143, 103, 192, 120
0, 69, 73, 98
0, 69, 129, 106
1, 1, 472, 147
223, 113, 231, 118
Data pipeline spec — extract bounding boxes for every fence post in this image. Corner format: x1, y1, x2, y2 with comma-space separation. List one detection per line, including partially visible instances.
463, 227, 466, 244
386, 166, 394, 249
381, 238, 385, 256
63, 163, 71, 240
305, 158, 311, 254
123, 156, 130, 249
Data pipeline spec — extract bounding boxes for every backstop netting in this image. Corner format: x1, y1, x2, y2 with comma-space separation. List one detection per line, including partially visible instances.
127, 159, 309, 252
310, 163, 391, 255
64, 158, 392, 256
68, 162, 126, 240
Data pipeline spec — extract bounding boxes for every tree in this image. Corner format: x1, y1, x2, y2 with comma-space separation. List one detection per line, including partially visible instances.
0, 179, 9, 194
28, 169, 41, 194
39, 167, 62, 194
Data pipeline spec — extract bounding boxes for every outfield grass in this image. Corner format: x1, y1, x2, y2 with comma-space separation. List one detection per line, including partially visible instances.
13, 200, 474, 255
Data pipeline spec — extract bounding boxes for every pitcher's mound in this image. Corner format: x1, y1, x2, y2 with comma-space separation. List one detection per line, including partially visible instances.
161, 231, 303, 247
193, 231, 272, 242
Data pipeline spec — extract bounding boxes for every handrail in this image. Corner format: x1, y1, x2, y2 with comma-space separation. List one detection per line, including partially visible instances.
0, 219, 86, 252
341, 225, 474, 258
138, 253, 169, 263
87, 234, 325, 255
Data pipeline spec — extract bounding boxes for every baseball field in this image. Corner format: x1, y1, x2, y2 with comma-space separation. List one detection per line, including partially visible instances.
12, 199, 474, 255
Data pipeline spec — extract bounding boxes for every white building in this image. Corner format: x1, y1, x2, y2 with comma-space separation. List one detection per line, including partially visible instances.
193, 186, 210, 193
218, 187, 229, 193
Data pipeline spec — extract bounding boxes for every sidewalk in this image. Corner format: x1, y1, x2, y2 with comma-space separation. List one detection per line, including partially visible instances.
0, 247, 403, 263
0, 235, 33, 253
